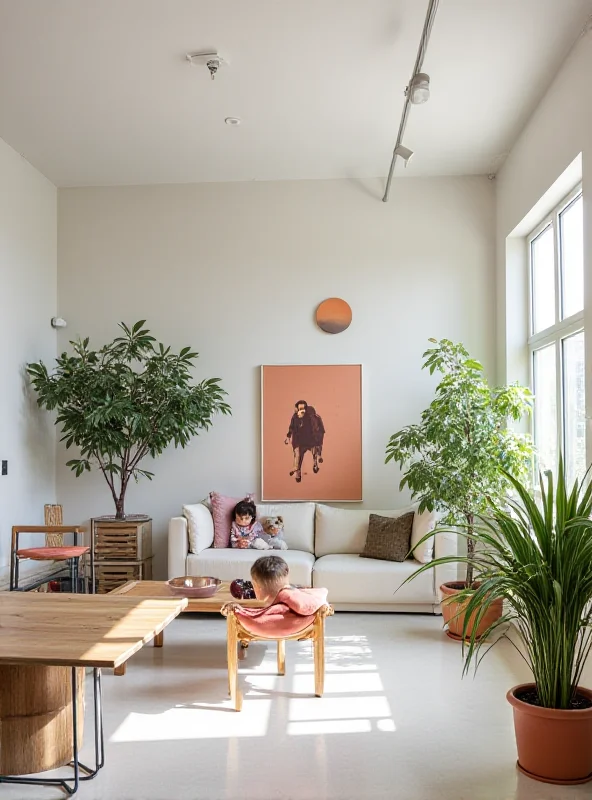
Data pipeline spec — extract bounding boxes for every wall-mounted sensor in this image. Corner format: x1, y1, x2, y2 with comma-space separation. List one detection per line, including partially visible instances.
51, 317, 67, 328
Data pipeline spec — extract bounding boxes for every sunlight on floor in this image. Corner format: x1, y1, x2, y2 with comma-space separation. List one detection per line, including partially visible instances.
110, 700, 272, 742
110, 631, 396, 745
293, 671, 383, 694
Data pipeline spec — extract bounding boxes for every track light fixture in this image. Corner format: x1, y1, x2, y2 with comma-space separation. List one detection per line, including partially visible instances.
394, 145, 413, 165
408, 73, 430, 104
383, 0, 440, 202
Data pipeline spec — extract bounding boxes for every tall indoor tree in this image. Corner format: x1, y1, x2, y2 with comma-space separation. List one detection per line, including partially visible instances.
27, 321, 231, 519
385, 338, 533, 587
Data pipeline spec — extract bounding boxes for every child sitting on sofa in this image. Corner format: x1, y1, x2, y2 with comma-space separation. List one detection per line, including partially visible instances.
230, 499, 266, 549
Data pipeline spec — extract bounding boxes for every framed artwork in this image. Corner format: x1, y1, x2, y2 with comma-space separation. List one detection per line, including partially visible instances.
261, 365, 362, 502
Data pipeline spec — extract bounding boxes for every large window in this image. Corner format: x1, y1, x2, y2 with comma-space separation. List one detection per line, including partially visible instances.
529, 187, 585, 485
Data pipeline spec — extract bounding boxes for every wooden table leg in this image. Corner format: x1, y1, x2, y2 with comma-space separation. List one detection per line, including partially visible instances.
0, 665, 84, 775
227, 616, 242, 711
314, 616, 325, 697
114, 663, 126, 676
277, 640, 286, 676
154, 630, 164, 648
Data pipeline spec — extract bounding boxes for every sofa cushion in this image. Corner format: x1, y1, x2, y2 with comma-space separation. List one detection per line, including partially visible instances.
255, 502, 315, 554
186, 548, 315, 586
183, 503, 214, 554
314, 504, 416, 557
210, 492, 254, 548
312, 553, 435, 604
360, 512, 414, 562
410, 508, 438, 563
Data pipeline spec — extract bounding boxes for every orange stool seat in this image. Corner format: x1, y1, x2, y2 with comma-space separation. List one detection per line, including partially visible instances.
17, 546, 90, 561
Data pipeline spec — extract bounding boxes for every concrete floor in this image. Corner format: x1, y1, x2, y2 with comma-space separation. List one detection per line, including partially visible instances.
3, 612, 592, 800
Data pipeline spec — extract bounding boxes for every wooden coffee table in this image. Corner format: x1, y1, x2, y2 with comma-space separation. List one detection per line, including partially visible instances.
0, 592, 186, 794
111, 580, 264, 651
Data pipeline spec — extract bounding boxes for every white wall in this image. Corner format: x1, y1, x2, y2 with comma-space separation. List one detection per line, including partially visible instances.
0, 137, 57, 586
496, 32, 592, 461
57, 177, 495, 577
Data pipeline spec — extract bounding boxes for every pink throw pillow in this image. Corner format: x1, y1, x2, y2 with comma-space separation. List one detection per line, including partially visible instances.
210, 492, 254, 548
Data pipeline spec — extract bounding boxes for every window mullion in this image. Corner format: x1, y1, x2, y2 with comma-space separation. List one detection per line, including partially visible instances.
554, 212, 562, 324
557, 338, 564, 468
528, 315, 584, 350
554, 210, 564, 466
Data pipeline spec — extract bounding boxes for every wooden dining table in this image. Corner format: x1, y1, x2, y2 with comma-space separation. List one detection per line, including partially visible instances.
0, 591, 187, 796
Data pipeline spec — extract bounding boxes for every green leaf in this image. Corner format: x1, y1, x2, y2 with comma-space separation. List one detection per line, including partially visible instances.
463, 359, 483, 370
398, 455, 592, 710
27, 321, 231, 517
385, 337, 533, 587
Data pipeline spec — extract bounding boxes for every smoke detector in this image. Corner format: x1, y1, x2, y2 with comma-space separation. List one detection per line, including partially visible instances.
186, 51, 228, 80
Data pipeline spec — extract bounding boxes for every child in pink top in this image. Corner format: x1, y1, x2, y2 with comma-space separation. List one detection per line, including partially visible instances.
230, 499, 266, 549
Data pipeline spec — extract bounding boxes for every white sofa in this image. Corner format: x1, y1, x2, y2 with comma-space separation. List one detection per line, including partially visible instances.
168, 501, 457, 613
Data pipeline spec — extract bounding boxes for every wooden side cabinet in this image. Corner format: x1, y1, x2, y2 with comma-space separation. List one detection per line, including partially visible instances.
90, 517, 153, 593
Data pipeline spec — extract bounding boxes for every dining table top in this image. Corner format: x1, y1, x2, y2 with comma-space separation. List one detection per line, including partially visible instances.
0, 591, 188, 668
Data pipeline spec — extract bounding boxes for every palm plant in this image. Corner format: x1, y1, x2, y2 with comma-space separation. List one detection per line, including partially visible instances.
410, 457, 592, 709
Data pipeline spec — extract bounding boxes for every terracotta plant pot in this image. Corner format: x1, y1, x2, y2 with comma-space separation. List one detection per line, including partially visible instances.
440, 581, 503, 641
507, 683, 592, 784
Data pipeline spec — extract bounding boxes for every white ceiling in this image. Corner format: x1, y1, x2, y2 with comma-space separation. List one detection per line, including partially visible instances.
0, 0, 590, 187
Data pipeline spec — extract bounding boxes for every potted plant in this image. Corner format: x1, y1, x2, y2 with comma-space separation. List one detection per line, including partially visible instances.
409, 460, 592, 784
385, 338, 532, 639
27, 321, 231, 519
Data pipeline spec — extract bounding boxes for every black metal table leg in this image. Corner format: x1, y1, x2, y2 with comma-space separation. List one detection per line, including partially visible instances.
0, 666, 105, 795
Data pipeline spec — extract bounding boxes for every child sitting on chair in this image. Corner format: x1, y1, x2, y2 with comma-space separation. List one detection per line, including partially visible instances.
222, 556, 328, 637
250, 554, 292, 602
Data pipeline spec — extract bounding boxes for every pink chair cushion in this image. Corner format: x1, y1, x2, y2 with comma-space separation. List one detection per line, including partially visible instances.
233, 587, 329, 638
17, 546, 89, 561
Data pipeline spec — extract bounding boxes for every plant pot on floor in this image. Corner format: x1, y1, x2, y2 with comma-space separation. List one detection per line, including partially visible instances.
440, 582, 503, 641
507, 684, 592, 785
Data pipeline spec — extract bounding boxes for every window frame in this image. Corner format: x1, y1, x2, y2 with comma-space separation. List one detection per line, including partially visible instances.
527, 183, 584, 478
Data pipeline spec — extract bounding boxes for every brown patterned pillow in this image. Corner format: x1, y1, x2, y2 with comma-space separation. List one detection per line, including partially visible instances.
359, 512, 414, 562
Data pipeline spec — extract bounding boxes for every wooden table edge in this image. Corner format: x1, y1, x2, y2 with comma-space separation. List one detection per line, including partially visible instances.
0, 596, 188, 669
111, 580, 265, 612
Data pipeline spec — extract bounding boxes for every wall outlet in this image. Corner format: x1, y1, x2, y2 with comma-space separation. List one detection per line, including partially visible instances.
1, 460, 7, 475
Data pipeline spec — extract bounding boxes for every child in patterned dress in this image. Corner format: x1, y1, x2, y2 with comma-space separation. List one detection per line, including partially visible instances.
230, 499, 267, 549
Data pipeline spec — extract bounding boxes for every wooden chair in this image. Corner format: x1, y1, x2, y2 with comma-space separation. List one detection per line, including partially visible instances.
10, 505, 90, 592
226, 604, 334, 711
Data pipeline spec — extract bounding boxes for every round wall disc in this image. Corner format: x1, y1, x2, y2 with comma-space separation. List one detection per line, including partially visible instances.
316, 298, 352, 334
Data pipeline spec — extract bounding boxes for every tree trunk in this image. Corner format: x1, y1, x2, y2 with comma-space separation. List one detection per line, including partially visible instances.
115, 493, 126, 520
466, 514, 474, 587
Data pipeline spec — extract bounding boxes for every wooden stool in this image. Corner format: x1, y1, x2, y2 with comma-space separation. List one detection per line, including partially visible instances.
226, 604, 334, 711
